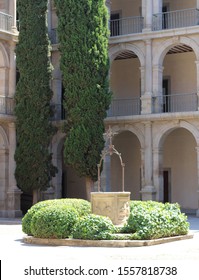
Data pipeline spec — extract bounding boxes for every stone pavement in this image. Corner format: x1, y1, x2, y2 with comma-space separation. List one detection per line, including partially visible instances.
0, 215, 198, 261
0, 215, 199, 280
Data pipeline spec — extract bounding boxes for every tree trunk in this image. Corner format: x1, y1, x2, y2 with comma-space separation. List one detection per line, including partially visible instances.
85, 177, 94, 201
32, 189, 40, 205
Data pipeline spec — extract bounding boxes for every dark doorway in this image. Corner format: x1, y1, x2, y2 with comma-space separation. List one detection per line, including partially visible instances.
163, 169, 171, 203
163, 78, 169, 112
162, 5, 169, 29
21, 192, 32, 215
110, 13, 120, 36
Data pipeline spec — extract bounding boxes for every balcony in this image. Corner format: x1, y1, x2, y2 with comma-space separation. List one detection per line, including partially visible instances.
49, 16, 144, 44
0, 11, 12, 32
0, 96, 15, 115
152, 93, 198, 113
107, 98, 141, 117
110, 16, 144, 37
153, 8, 199, 31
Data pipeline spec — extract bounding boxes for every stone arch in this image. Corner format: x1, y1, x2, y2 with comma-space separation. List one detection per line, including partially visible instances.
153, 121, 199, 207
154, 121, 199, 150
110, 124, 144, 149
154, 36, 199, 66
0, 42, 9, 68
109, 43, 145, 66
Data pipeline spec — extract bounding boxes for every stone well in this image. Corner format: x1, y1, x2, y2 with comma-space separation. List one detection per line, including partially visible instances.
91, 191, 130, 226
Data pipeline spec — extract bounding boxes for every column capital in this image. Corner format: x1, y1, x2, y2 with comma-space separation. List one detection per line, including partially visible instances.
145, 39, 152, 45
153, 148, 163, 155
153, 64, 164, 72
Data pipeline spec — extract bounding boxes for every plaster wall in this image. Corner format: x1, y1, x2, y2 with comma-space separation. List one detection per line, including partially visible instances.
0, 0, 8, 12
163, 0, 195, 11
110, 57, 140, 99
111, 131, 141, 200
111, 0, 141, 17
163, 52, 196, 94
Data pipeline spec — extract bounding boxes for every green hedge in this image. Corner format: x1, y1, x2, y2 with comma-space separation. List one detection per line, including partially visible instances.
72, 214, 115, 240
23, 199, 189, 240
122, 201, 189, 240
22, 198, 91, 235
30, 205, 78, 239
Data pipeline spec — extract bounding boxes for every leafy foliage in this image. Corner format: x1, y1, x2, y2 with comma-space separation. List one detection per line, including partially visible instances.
22, 198, 91, 235
14, 0, 57, 195
122, 201, 189, 240
30, 205, 79, 239
72, 214, 115, 240
23, 200, 189, 240
54, 0, 112, 181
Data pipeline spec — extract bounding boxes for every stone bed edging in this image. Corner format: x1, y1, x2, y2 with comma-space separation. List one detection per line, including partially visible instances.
23, 233, 193, 247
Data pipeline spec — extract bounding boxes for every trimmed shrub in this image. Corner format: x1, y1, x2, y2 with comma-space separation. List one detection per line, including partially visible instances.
22, 198, 91, 235
122, 201, 189, 240
30, 205, 79, 239
72, 214, 116, 240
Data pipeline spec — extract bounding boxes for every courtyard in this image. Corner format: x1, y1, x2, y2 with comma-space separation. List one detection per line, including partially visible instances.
0, 215, 199, 279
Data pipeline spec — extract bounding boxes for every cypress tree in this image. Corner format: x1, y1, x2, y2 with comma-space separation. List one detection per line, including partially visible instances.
54, 0, 111, 195
15, 0, 57, 204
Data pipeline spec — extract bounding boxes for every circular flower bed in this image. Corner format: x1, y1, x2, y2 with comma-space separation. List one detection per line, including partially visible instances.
22, 199, 189, 240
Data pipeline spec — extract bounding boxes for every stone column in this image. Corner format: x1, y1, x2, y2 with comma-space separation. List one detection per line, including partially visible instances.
140, 66, 145, 97
140, 148, 145, 192
8, 43, 16, 98
106, 0, 111, 15
197, 0, 199, 10
152, 64, 164, 113
7, 123, 22, 218
153, 148, 163, 202
142, 0, 153, 31
0, 148, 8, 217
141, 40, 152, 114
195, 146, 199, 217
0, 67, 8, 97
195, 61, 199, 111
152, 0, 163, 30
153, 0, 162, 14
140, 122, 156, 200
9, 0, 17, 32
52, 75, 62, 120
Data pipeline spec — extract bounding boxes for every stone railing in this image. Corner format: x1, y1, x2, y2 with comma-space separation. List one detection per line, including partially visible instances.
110, 16, 144, 36
107, 98, 141, 117
152, 92, 198, 113
0, 96, 15, 115
153, 8, 199, 31
0, 11, 12, 32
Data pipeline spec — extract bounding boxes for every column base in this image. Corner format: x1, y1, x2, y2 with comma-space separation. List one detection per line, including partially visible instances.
7, 188, 22, 217
140, 185, 156, 201
0, 210, 22, 218
41, 187, 55, 201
